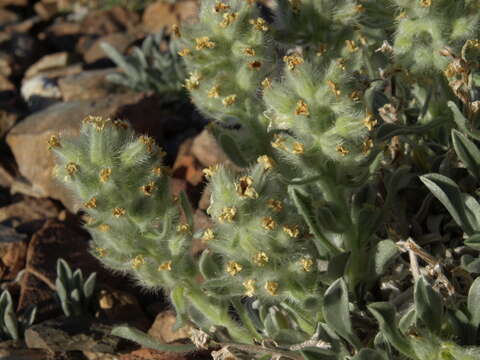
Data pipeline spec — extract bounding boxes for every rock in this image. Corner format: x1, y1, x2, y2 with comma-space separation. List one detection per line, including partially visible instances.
84, 32, 138, 64
0, 0, 28, 5
190, 130, 231, 168
81, 7, 140, 36
0, 110, 17, 138
34, 2, 58, 20
0, 340, 49, 360
0, 225, 27, 281
119, 348, 187, 360
0, 162, 14, 188
172, 138, 204, 187
25, 52, 69, 79
40, 21, 82, 53
20, 75, 62, 111
82, 351, 117, 360
0, 197, 59, 234
148, 310, 192, 344
58, 68, 119, 101
0, 52, 13, 77
0, 73, 14, 93
142, 1, 198, 34
25, 317, 122, 353
26, 64, 83, 81
6, 93, 155, 211
198, 187, 211, 211
0, 8, 18, 27
96, 288, 150, 331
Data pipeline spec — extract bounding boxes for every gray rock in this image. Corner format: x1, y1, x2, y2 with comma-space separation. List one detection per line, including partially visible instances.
58, 68, 119, 101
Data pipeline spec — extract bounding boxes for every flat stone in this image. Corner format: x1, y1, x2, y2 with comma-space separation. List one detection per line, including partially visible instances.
190, 130, 231, 168
119, 348, 187, 360
58, 68, 118, 101
0, 9, 18, 27
148, 310, 192, 344
142, 1, 198, 34
172, 138, 204, 186
25, 52, 69, 79
25, 317, 121, 353
84, 32, 138, 64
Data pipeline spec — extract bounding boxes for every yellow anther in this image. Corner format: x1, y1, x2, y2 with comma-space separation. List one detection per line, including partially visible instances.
113, 207, 126, 217
283, 53, 304, 70
202, 228, 215, 242
207, 85, 220, 98
141, 181, 156, 196
262, 216, 276, 230
271, 134, 287, 150
253, 252, 269, 266
83, 115, 109, 131
99, 168, 112, 183
95, 247, 107, 257
345, 40, 359, 52
295, 99, 310, 116
84, 197, 97, 209
219, 207, 237, 223
299, 257, 314, 272
243, 279, 256, 297
113, 119, 129, 129
363, 114, 378, 131
176, 223, 191, 234
261, 77, 272, 89
139, 135, 155, 153
220, 12, 238, 28
171, 24, 180, 37
267, 199, 283, 212
226, 261, 243, 276
65, 162, 79, 176
420, 0, 431, 8
47, 135, 61, 150
248, 60, 262, 70
336, 144, 350, 156
152, 167, 163, 176
283, 224, 300, 238
336, 58, 347, 71
257, 155, 276, 170
316, 44, 328, 56
185, 72, 202, 90
292, 142, 305, 155
222, 94, 237, 106
244, 47, 256, 56
349, 90, 362, 102
249, 17, 269, 31
203, 164, 219, 178
265, 281, 279, 296
236, 176, 259, 199
97, 224, 111, 232
327, 80, 341, 96
362, 138, 374, 154
213, 1, 230, 12
158, 260, 172, 271
355, 4, 365, 12
178, 48, 191, 57
131, 255, 145, 269
195, 36, 216, 50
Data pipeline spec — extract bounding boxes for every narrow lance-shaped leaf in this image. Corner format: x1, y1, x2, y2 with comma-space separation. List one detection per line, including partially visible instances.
468, 277, 480, 335
414, 277, 443, 333
452, 129, 480, 180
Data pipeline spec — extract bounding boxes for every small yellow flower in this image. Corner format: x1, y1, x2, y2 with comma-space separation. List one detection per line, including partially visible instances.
261, 77, 272, 89
420, 0, 431, 8
158, 260, 172, 271
244, 47, 256, 56
98, 224, 111, 232
349, 90, 362, 102
178, 48, 191, 57
363, 114, 378, 131
243, 279, 256, 297
249, 17, 269, 31
99, 168, 112, 183
336, 58, 347, 71
171, 24, 180, 37
271, 134, 287, 150
202, 228, 215, 242
267, 199, 283, 212
202, 164, 219, 178
327, 80, 341, 96
65, 162, 79, 176
283, 224, 300, 238
95, 247, 107, 257
222, 94, 237, 106
47, 135, 61, 150
207, 85, 220, 98
177, 223, 191, 234
139, 135, 155, 153
131, 255, 145, 269
257, 155, 276, 170
316, 43, 328, 56
226, 261, 243, 276
345, 40, 359, 53
113, 207, 126, 217
292, 142, 305, 155
141, 181, 156, 196
220, 12, 238, 28
84, 197, 97, 209
113, 119, 129, 129
219, 207, 237, 223
362, 138, 374, 154
336, 144, 350, 156
83, 115, 109, 131
236, 176, 259, 199
299, 257, 314, 272
355, 4, 365, 12
185, 72, 202, 90
213, 1, 230, 12
262, 216, 276, 231
253, 252, 269, 266
283, 53, 304, 70
195, 36, 216, 50
265, 280, 279, 296
295, 99, 310, 116
248, 60, 262, 70
152, 167, 163, 176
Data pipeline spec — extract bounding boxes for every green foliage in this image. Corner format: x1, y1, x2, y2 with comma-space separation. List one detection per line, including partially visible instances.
51, 0, 480, 358
0, 290, 36, 341
55, 258, 97, 317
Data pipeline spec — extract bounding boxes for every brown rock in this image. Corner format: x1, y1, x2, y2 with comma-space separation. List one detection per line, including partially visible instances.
142, 1, 198, 34
0, 110, 17, 138
84, 32, 138, 64
34, 2, 58, 20
0, 8, 18, 27
0, 52, 13, 77
148, 310, 192, 344
0, 225, 27, 281
58, 68, 119, 101
0, 340, 49, 360
190, 130, 231, 168
0, 0, 28, 5
172, 138, 204, 186
6, 93, 161, 211
197, 187, 211, 211
0, 73, 14, 92
25, 52, 69, 79
81, 7, 140, 36
120, 348, 187, 360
